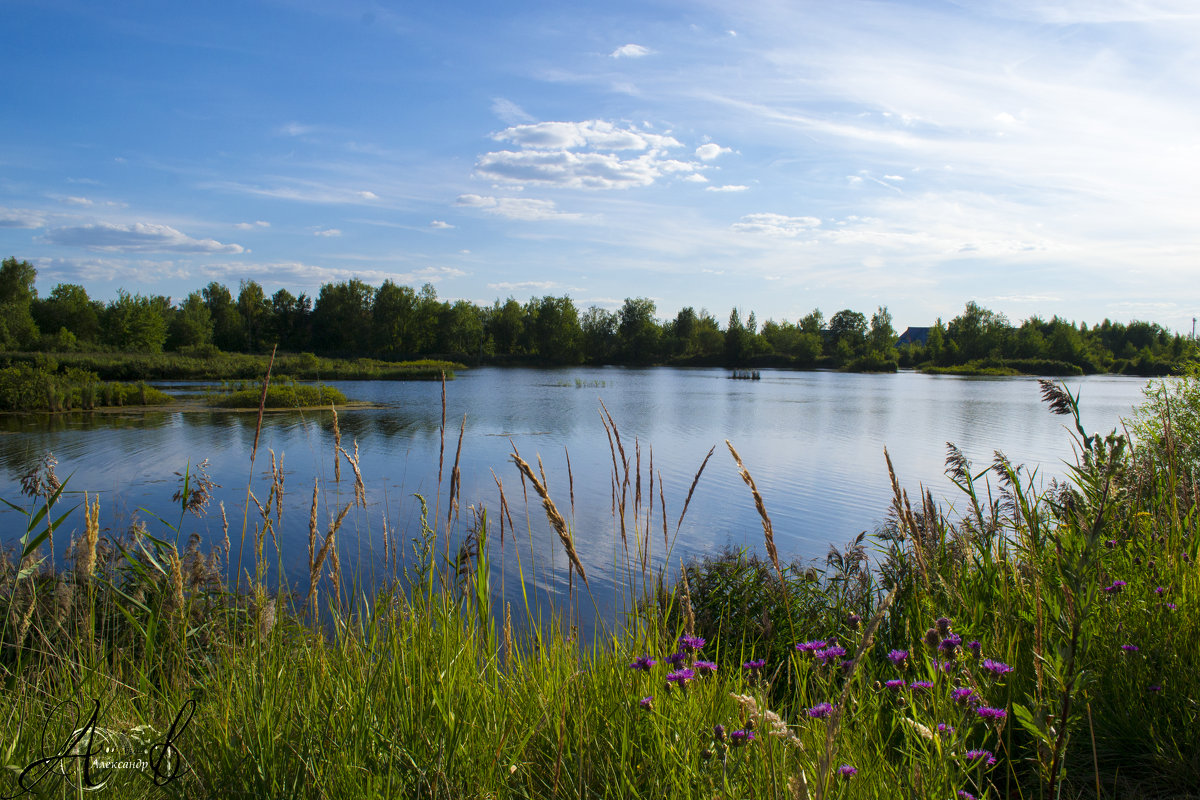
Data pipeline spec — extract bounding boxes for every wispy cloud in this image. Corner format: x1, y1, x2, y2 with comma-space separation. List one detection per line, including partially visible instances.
233, 220, 270, 230
491, 97, 536, 125
313, 228, 342, 237
695, 143, 731, 161
732, 213, 821, 236
0, 208, 46, 229
42, 222, 245, 254
455, 194, 583, 221
706, 184, 748, 192
610, 43, 651, 59
429, 220, 454, 229
488, 280, 562, 292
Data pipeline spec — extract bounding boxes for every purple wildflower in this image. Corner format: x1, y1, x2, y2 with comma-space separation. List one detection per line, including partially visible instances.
951, 687, 975, 705
847, 612, 863, 628
936, 616, 953, 636
884, 679, 906, 690
888, 649, 909, 667
1149, 684, 1163, 693
976, 706, 1007, 725
730, 729, 755, 747
940, 633, 963, 656
964, 749, 998, 766
1156, 586, 1167, 596
1103, 580, 1127, 594
1166, 602, 1177, 611
713, 723, 726, 741
639, 696, 654, 711
742, 658, 767, 671
629, 655, 656, 671
1121, 644, 1139, 653
815, 645, 847, 663
924, 628, 941, 649
937, 723, 955, 735
694, 660, 718, 674
958, 792, 977, 800
665, 651, 687, 667
807, 702, 835, 719
967, 640, 982, 658
838, 764, 858, 779
678, 634, 706, 653
910, 680, 934, 692
981, 658, 1013, 676
666, 668, 695, 687
796, 639, 827, 653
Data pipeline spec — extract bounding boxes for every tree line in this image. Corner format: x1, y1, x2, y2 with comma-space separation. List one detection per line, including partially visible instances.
0, 257, 1191, 375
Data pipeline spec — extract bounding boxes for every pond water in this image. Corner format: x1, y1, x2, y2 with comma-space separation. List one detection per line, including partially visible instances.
0, 367, 1153, 632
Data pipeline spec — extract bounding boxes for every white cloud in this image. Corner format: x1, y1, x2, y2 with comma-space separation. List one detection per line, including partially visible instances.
358, 191, 378, 200
695, 143, 731, 161
706, 184, 748, 192
234, 220, 271, 230
63, 196, 93, 206
475, 121, 703, 189
488, 280, 561, 292
0, 208, 45, 229
279, 122, 313, 136
42, 222, 245, 254
610, 43, 650, 59
454, 194, 583, 221
732, 213, 821, 236
314, 228, 342, 237
429, 220, 454, 229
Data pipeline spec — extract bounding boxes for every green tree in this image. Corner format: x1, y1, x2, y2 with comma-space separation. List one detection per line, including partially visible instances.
581, 306, 617, 363
33, 283, 101, 346
617, 297, 661, 363
166, 291, 212, 351
237, 280, 270, 352
0, 257, 39, 350
371, 281, 419, 356
312, 279, 375, 355
528, 295, 583, 363
487, 298, 525, 356
868, 306, 897, 358
828, 309, 867, 358
203, 282, 244, 352
103, 290, 168, 352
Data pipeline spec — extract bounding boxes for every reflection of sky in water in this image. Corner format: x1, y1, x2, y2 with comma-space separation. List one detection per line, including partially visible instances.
0, 369, 1152, 632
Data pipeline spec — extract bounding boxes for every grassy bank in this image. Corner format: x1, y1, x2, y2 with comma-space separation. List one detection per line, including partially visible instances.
1, 377, 1197, 798
3, 350, 463, 382
206, 378, 348, 408
0, 361, 172, 411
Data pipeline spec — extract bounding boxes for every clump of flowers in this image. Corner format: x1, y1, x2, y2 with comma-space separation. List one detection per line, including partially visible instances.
963, 749, 997, 766
666, 668, 695, 690
796, 638, 827, 654
807, 702, 834, 719
694, 660, 718, 674
729, 729, 755, 747
629, 655, 656, 671
678, 634, 706, 653
975, 706, 1007, 726
951, 686, 975, 705
1103, 580, 1127, 594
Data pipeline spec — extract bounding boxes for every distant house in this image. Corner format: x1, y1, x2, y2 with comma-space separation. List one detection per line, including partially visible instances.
896, 326, 931, 346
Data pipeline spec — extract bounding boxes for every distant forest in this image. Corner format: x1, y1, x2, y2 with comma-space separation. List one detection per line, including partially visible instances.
0, 257, 1192, 375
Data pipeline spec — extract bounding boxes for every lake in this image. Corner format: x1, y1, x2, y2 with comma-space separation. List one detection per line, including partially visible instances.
0, 367, 1154, 632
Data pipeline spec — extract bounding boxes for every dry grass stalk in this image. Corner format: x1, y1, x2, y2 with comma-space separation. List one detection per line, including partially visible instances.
308, 478, 318, 578
447, 414, 466, 527
76, 492, 101, 586
726, 440, 783, 582
251, 345, 276, 462
271, 449, 284, 526
167, 548, 186, 633
677, 445, 715, 534
491, 470, 514, 547
885, 447, 931, 588
565, 448, 575, 519
331, 404, 342, 483
339, 441, 366, 508
307, 500, 352, 617
220, 501, 230, 556
510, 450, 588, 586
381, 513, 390, 570
659, 475, 668, 553
503, 601, 513, 664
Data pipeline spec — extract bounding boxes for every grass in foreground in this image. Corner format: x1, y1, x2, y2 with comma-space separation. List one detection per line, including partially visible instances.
0, 374, 1197, 798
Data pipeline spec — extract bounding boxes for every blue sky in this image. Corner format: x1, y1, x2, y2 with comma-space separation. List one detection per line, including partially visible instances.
3, 0, 1199, 332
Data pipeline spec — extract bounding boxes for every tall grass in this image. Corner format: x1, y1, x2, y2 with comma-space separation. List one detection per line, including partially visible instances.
0, 374, 1196, 798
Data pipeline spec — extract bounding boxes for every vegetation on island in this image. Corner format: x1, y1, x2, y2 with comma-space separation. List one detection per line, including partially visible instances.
2, 256, 1193, 376
1, 373, 1198, 798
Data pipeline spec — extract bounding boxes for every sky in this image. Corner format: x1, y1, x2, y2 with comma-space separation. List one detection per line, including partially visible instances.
2, 0, 1199, 333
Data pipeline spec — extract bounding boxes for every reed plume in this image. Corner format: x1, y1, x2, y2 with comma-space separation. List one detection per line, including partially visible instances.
510, 449, 588, 586
726, 440, 783, 583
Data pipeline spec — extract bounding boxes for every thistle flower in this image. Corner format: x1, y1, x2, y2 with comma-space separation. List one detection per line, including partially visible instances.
629, 655, 656, 671
639, 696, 654, 711
1103, 580, 1127, 594
1121, 644, 1139, 653
981, 658, 1013, 676
910, 681, 934, 692
937, 723, 955, 735
964, 749, 997, 766
936, 616, 953, 636
838, 765, 857, 779
807, 702, 835, 719
924, 628, 941, 649
847, 612, 863, 628
795, 639, 827, 653
742, 658, 766, 671
967, 640, 982, 658
815, 645, 846, 663
939, 633, 963, 657
666, 651, 687, 667
975, 707, 1007, 725
713, 723, 726, 742
884, 679, 906, 690
1155, 586, 1167, 596
694, 660, 717, 674
730, 729, 755, 747
951, 687, 975, 704
887, 649, 908, 667
958, 791, 977, 800
678, 634, 706, 653
666, 668, 695, 688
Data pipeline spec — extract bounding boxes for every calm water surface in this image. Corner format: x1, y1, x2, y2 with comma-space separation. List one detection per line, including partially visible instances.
0, 368, 1152, 629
